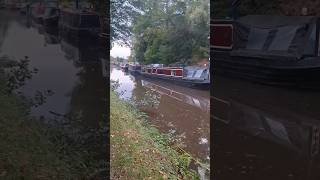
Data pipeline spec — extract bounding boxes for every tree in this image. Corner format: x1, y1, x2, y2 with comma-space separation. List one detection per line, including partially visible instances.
110, 0, 145, 46
131, 0, 209, 65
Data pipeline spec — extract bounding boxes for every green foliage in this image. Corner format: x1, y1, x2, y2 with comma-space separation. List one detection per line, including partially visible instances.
238, 0, 280, 16
110, 0, 145, 46
4, 56, 38, 93
129, 0, 209, 65
213, 0, 280, 18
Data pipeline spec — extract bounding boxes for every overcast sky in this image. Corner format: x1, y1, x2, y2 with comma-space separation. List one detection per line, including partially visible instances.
110, 43, 131, 59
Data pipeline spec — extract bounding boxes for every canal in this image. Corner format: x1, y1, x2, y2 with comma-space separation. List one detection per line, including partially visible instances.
213, 75, 320, 180
0, 10, 106, 127
110, 67, 210, 178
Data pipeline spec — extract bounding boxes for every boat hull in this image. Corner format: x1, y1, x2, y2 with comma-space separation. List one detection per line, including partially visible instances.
32, 16, 43, 24
128, 70, 141, 75
140, 72, 210, 89
121, 67, 128, 72
59, 25, 99, 40
213, 51, 320, 87
43, 16, 58, 28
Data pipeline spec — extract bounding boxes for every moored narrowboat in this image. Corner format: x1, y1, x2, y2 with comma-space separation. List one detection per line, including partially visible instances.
120, 63, 129, 71
128, 63, 142, 75
30, 2, 45, 24
211, 14, 320, 86
30, 1, 59, 26
42, 2, 59, 28
140, 64, 210, 89
59, 8, 101, 40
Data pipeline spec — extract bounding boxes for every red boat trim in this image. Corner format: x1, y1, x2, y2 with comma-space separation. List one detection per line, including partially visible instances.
211, 24, 233, 49
144, 67, 184, 78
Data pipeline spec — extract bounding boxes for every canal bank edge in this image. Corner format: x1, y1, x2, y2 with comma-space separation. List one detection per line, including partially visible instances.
110, 90, 200, 179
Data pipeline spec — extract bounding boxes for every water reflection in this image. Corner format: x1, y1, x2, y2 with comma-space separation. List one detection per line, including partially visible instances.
110, 67, 210, 178
213, 75, 320, 180
0, 10, 105, 125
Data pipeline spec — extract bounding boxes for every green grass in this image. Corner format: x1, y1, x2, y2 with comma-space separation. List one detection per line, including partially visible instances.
110, 91, 199, 180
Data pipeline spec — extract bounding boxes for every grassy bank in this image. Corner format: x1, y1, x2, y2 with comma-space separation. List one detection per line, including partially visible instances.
110, 91, 199, 179
0, 72, 103, 179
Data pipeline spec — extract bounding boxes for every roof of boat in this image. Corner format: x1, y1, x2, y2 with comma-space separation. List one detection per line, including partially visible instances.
184, 66, 208, 70
229, 15, 319, 60
236, 15, 317, 28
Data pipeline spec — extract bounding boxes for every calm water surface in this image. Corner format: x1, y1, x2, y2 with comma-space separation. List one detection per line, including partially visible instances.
0, 10, 105, 127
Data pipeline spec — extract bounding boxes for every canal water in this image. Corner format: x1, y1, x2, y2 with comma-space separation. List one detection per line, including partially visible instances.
110, 67, 210, 178
213, 75, 320, 180
0, 10, 106, 127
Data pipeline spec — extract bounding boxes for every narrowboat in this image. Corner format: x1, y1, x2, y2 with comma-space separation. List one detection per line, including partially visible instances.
211, 14, 320, 86
30, 1, 59, 26
30, 2, 45, 24
140, 64, 210, 89
128, 63, 142, 75
120, 63, 129, 71
42, 2, 59, 28
19, 2, 28, 14
59, 8, 101, 40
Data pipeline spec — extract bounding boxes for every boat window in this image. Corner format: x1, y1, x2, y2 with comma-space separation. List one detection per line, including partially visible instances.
268, 26, 298, 51
194, 69, 204, 78
246, 28, 270, 50
80, 15, 100, 28
186, 70, 195, 78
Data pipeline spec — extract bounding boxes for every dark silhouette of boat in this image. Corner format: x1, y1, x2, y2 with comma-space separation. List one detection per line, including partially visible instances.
43, 5, 59, 28
128, 63, 142, 75
120, 63, 129, 72
59, 8, 101, 40
29, 1, 59, 27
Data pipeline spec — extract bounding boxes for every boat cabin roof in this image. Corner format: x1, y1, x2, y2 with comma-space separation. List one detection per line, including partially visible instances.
213, 15, 320, 60
129, 63, 141, 66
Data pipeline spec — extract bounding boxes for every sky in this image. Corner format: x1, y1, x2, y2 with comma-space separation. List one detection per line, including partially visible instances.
110, 43, 131, 59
